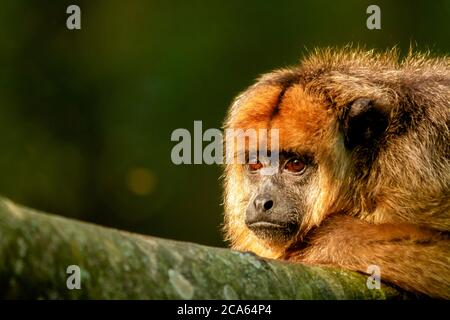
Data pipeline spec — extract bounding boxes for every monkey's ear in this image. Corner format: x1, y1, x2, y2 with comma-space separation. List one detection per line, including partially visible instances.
341, 98, 389, 150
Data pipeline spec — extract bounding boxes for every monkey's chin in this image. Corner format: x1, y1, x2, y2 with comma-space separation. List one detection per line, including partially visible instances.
247, 222, 298, 245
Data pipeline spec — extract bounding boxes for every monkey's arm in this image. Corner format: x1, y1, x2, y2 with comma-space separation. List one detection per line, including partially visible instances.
284, 215, 450, 299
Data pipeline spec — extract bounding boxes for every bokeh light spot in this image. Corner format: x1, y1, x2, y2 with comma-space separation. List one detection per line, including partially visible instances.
126, 168, 156, 196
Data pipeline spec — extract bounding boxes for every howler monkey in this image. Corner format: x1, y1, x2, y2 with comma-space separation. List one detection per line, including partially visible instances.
223, 48, 450, 298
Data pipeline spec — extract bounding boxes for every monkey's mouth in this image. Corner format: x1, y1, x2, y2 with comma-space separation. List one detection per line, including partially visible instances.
247, 221, 299, 243
248, 221, 286, 229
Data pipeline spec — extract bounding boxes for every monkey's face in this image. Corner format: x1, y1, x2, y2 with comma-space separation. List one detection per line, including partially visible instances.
244, 151, 315, 245
224, 83, 341, 257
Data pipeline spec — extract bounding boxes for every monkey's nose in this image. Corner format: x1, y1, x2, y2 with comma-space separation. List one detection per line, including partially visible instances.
254, 196, 274, 212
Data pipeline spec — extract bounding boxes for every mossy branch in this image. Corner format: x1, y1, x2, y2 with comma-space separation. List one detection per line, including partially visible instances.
0, 197, 407, 299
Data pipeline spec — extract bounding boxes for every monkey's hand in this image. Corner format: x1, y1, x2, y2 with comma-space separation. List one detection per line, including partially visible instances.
283, 215, 450, 299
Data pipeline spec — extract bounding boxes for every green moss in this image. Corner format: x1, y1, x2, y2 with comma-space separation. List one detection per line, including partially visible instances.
0, 197, 408, 299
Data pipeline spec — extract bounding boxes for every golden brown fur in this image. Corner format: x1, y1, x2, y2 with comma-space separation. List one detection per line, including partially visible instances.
223, 47, 450, 298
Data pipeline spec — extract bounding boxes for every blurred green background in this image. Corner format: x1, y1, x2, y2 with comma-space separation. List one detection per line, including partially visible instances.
0, 0, 448, 247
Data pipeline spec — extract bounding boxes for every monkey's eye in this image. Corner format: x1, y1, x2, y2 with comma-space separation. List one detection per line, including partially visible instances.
247, 160, 263, 172
284, 157, 306, 173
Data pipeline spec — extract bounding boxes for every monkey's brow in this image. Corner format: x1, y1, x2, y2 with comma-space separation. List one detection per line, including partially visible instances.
280, 150, 302, 157
280, 150, 315, 161
236, 149, 308, 159
237, 150, 275, 158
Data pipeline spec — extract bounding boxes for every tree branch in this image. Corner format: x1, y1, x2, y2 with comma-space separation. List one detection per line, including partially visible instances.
0, 197, 407, 299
